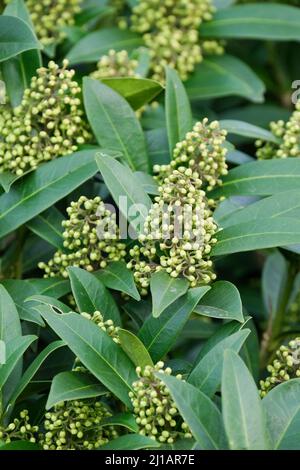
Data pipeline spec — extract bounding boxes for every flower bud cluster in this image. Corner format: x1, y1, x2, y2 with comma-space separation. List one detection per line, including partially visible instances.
0, 60, 90, 176
81, 311, 120, 344
0, 410, 38, 444
130, 0, 223, 81
256, 101, 300, 159
40, 399, 117, 450
127, 166, 217, 294
39, 196, 126, 278
260, 338, 300, 397
129, 362, 192, 443
154, 119, 228, 193
91, 50, 139, 80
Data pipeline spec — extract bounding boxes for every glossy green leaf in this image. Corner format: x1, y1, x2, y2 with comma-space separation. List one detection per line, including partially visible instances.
101, 413, 138, 433
84, 78, 149, 171
118, 329, 154, 368
200, 4, 300, 41
212, 217, 300, 256
46, 371, 107, 410
188, 330, 250, 397
158, 374, 227, 450
66, 28, 143, 64
194, 281, 244, 322
96, 261, 140, 301
222, 350, 269, 450
220, 119, 279, 143
100, 77, 163, 110
99, 434, 160, 450
0, 441, 41, 450
0, 16, 41, 63
185, 55, 265, 102
262, 379, 300, 450
0, 150, 98, 239
139, 287, 210, 362
68, 267, 121, 325
150, 271, 189, 318
27, 207, 64, 249
262, 251, 288, 317
37, 306, 137, 407
165, 67, 193, 153
0, 335, 37, 390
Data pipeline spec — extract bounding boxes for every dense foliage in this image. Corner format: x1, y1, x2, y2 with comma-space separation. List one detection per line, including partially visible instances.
1, 0, 300, 452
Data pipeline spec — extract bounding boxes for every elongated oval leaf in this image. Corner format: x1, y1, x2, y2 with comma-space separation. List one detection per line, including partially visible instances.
262, 379, 300, 450
68, 267, 121, 325
139, 287, 210, 362
150, 271, 189, 318
188, 330, 250, 397
194, 281, 244, 322
99, 434, 160, 450
222, 350, 269, 450
27, 207, 64, 249
0, 150, 98, 239
220, 119, 279, 143
165, 67, 193, 154
118, 329, 154, 368
0, 335, 37, 390
185, 55, 265, 102
46, 371, 107, 410
0, 16, 41, 63
200, 4, 300, 41
96, 261, 140, 301
157, 374, 227, 450
262, 251, 288, 317
83, 78, 149, 171
212, 217, 300, 256
66, 28, 143, 64
37, 306, 137, 407
101, 413, 138, 433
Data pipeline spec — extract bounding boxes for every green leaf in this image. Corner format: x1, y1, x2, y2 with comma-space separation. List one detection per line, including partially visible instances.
188, 330, 250, 397
83, 78, 149, 171
118, 329, 154, 368
150, 271, 189, 318
96, 261, 140, 301
98, 434, 160, 450
100, 77, 163, 110
25, 295, 70, 313
165, 67, 193, 153
212, 217, 300, 256
0, 441, 41, 450
219, 119, 279, 143
200, 4, 300, 41
7, 340, 65, 411
218, 190, 300, 229
157, 374, 227, 450
185, 55, 265, 102
222, 350, 269, 450
66, 28, 143, 64
0, 172, 20, 193
68, 267, 121, 326
139, 287, 210, 363
95, 152, 152, 234
211, 158, 300, 198
0, 335, 37, 391
262, 379, 300, 450
262, 251, 288, 316
0, 16, 41, 63
194, 281, 244, 322
0, 150, 98, 239
37, 306, 137, 407
46, 371, 107, 410
134, 172, 159, 196
27, 207, 64, 249
101, 413, 138, 433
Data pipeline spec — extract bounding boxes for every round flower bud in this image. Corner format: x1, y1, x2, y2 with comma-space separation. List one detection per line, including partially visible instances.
0, 410, 38, 444
90, 50, 139, 80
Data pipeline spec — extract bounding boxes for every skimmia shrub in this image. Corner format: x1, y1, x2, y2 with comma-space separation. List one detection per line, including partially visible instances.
2, 0, 300, 454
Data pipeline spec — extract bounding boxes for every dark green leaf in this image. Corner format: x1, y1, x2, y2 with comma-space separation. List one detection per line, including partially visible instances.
98, 434, 160, 450
0, 16, 41, 62
96, 261, 140, 301
150, 271, 189, 318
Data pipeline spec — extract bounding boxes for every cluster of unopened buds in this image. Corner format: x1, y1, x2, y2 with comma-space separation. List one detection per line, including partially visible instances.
39, 196, 126, 278
129, 362, 192, 444
0, 410, 38, 444
256, 100, 300, 159
130, 0, 223, 81
40, 399, 117, 450
260, 338, 300, 397
0, 60, 90, 176
90, 49, 139, 80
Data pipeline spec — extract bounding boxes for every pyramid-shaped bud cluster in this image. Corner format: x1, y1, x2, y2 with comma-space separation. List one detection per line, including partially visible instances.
91, 50, 139, 80
39, 196, 126, 278
40, 399, 117, 450
0, 60, 90, 176
260, 338, 300, 397
130, 0, 223, 82
154, 119, 228, 193
256, 101, 300, 159
0, 410, 38, 444
129, 362, 192, 444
